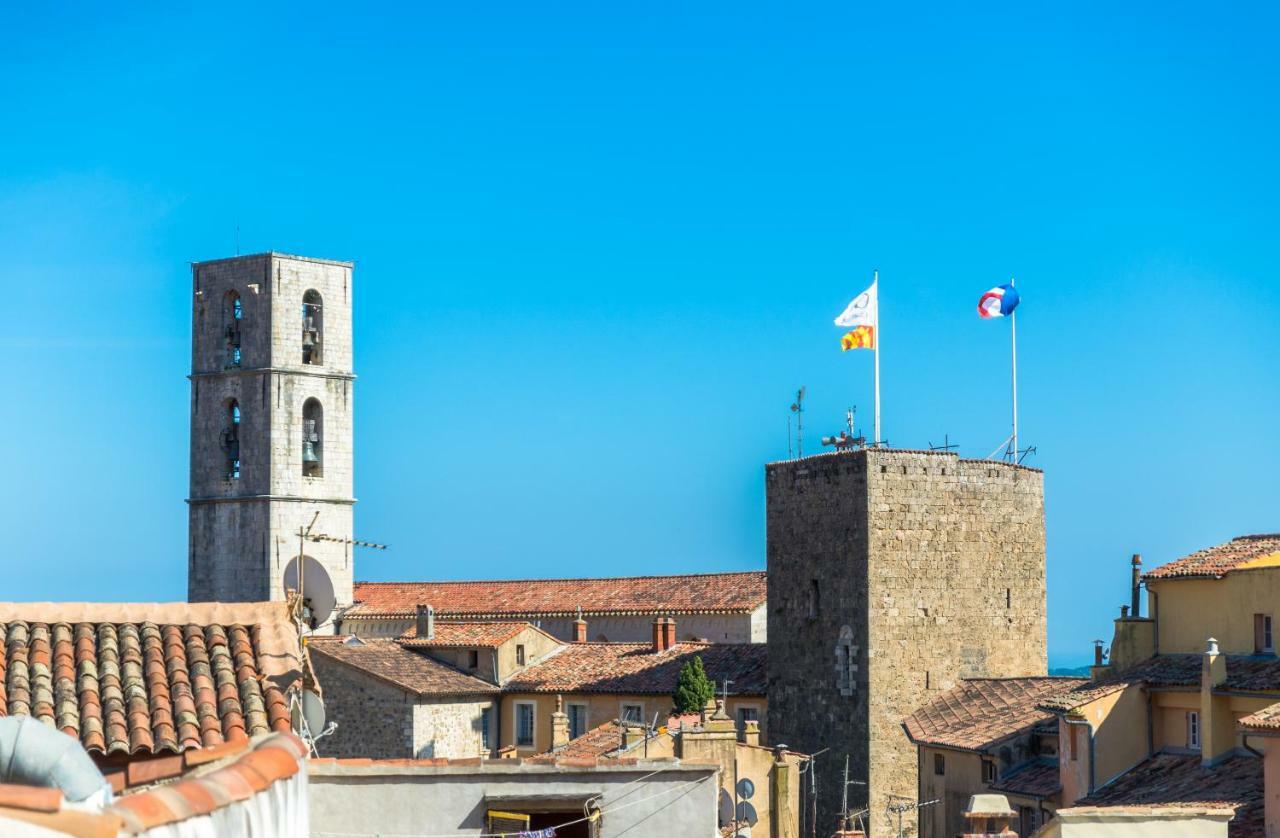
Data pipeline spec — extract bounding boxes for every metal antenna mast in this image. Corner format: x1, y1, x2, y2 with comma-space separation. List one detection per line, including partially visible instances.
790, 387, 806, 457
887, 794, 940, 838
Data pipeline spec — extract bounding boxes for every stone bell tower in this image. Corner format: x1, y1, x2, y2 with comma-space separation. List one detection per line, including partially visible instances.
187, 252, 355, 621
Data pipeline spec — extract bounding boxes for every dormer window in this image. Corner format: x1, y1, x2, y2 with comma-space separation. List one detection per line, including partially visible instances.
223, 291, 243, 367
302, 290, 323, 365
222, 400, 241, 479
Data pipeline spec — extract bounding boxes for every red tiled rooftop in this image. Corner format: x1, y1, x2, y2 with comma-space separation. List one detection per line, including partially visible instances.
307, 638, 499, 696
990, 758, 1061, 799
504, 641, 766, 696
1144, 534, 1280, 580
1079, 753, 1263, 838
398, 621, 555, 647
1239, 699, 1280, 732
345, 571, 767, 619
903, 677, 1087, 752
0, 609, 296, 756
1039, 655, 1280, 713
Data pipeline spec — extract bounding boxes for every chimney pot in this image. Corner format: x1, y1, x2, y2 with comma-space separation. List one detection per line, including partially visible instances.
573, 616, 588, 643
1131, 554, 1143, 618
1207, 637, 1219, 655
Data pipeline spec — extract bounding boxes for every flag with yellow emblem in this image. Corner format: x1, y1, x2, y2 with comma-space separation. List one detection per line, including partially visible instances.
834, 280, 877, 351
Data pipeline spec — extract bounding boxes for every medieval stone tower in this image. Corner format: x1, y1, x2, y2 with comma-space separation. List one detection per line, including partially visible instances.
766, 449, 1046, 836
187, 252, 355, 618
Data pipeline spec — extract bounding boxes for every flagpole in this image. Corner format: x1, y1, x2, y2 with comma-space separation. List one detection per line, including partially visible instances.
1010, 276, 1018, 460
873, 269, 881, 445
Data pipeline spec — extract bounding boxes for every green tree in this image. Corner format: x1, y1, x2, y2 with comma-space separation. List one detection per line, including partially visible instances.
673, 655, 716, 714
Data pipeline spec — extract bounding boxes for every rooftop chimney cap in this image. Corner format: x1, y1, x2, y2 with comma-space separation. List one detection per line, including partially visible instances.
1207, 637, 1219, 655
1132, 553, 1142, 566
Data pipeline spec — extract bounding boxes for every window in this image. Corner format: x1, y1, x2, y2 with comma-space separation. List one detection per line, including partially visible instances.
515, 644, 526, 666
515, 703, 535, 747
302, 398, 323, 477
934, 753, 945, 776
982, 760, 997, 784
222, 400, 241, 479
808, 580, 820, 619
480, 706, 491, 750
223, 291, 242, 367
1256, 614, 1274, 653
1069, 725, 1080, 761
621, 703, 643, 724
302, 290, 323, 365
468, 649, 479, 669
568, 704, 587, 739
736, 706, 759, 735
1188, 711, 1200, 750
1020, 806, 1037, 836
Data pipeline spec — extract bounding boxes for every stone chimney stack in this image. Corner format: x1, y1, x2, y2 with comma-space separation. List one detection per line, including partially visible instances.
573, 608, 588, 643
1201, 637, 1230, 765
1131, 554, 1143, 617
961, 794, 1017, 838
415, 604, 435, 640
742, 718, 761, 747
664, 617, 678, 649
550, 695, 570, 750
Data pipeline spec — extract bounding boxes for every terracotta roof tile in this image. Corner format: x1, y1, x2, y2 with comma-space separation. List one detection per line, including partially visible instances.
1040, 655, 1280, 713
0, 619, 294, 756
307, 638, 500, 696
903, 677, 1087, 752
1239, 699, 1280, 732
990, 758, 1060, 798
346, 571, 767, 620
1144, 534, 1280, 580
504, 641, 766, 696
398, 621, 551, 647
1079, 753, 1262, 837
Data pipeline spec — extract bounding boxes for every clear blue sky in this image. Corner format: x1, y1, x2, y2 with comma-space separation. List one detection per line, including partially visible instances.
2, 3, 1277, 666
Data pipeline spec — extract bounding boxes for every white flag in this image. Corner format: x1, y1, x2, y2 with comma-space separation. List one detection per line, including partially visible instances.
834, 281, 877, 328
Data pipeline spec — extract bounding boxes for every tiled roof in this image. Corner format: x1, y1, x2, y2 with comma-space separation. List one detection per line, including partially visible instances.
307, 638, 499, 696
903, 677, 1088, 752
1239, 699, 1280, 732
1079, 753, 1263, 837
1144, 534, 1280, 580
1039, 655, 1280, 713
543, 720, 625, 761
345, 571, 768, 619
505, 642, 767, 696
399, 621, 555, 647
991, 758, 1061, 799
0, 618, 292, 755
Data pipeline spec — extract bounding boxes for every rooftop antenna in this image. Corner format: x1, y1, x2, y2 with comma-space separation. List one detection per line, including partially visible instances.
928, 434, 958, 453
790, 387, 806, 457
822, 407, 866, 452
887, 794, 940, 838
796, 747, 828, 838
787, 415, 794, 459
838, 754, 868, 833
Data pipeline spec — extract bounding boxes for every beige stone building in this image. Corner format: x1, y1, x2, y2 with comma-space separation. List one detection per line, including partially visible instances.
767, 449, 1048, 835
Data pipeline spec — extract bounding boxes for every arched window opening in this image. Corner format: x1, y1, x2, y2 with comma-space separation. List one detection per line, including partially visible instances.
302, 398, 323, 477
302, 290, 323, 365
223, 291, 243, 367
221, 400, 241, 479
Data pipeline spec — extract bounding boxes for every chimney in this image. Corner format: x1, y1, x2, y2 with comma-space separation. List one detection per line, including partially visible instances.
415, 604, 435, 640
1201, 637, 1229, 765
550, 695, 570, 750
742, 718, 760, 747
961, 794, 1018, 838
1093, 639, 1105, 667
573, 608, 588, 643
700, 696, 717, 725
652, 616, 674, 652
1131, 554, 1143, 618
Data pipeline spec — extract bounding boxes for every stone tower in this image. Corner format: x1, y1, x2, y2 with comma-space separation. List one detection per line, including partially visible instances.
766, 449, 1045, 837
187, 252, 355, 620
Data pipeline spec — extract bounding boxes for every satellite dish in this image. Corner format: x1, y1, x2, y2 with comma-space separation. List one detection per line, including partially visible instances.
290, 688, 327, 736
718, 788, 735, 826
283, 555, 336, 626
736, 777, 756, 800
735, 801, 759, 827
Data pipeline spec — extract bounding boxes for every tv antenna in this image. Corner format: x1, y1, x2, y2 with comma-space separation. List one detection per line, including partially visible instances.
928, 434, 958, 453
790, 387, 806, 457
887, 794, 940, 838
823, 407, 866, 452
837, 755, 869, 834
987, 433, 1036, 464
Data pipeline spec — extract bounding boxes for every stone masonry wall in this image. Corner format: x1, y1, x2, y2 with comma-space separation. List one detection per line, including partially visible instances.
766, 451, 872, 833
865, 453, 1045, 837
188, 253, 356, 610
311, 652, 417, 759
412, 697, 495, 759
766, 449, 1045, 837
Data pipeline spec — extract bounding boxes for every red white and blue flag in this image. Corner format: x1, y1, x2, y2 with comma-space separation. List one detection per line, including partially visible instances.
977, 284, 1020, 318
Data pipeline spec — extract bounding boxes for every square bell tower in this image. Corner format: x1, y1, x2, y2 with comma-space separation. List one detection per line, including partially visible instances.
187, 252, 355, 623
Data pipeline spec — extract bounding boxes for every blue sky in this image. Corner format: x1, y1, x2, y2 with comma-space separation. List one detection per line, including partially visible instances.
2, 3, 1277, 665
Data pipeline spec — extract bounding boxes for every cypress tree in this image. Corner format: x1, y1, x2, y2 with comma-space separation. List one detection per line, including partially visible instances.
673, 655, 716, 714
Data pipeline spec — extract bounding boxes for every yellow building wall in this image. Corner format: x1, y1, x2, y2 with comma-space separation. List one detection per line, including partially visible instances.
918, 747, 985, 838
1059, 684, 1149, 803
1150, 569, 1280, 655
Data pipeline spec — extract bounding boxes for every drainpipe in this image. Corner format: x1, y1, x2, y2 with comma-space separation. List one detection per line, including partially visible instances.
1242, 734, 1264, 759
0, 716, 112, 804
